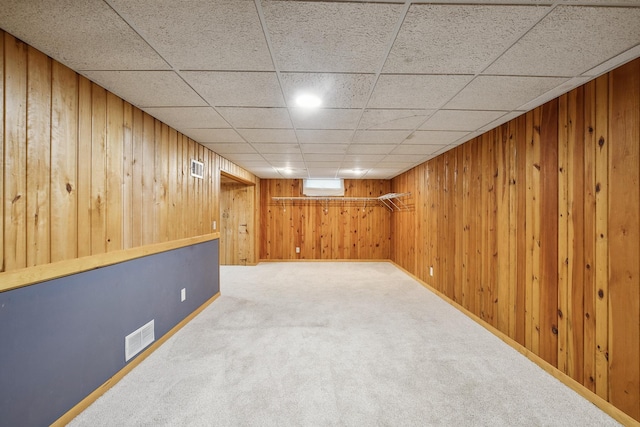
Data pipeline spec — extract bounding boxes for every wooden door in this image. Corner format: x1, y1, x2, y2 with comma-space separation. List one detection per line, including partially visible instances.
220, 176, 255, 265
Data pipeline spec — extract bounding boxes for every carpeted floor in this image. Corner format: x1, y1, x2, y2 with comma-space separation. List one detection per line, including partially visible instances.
68, 262, 619, 426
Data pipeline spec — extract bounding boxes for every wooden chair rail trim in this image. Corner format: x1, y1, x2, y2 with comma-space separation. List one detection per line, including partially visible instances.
0, 233, 220, 293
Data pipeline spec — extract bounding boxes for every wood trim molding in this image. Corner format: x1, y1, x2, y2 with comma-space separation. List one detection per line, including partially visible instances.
51, 292, 221, 426
0, 233, 220, 293
388, 261, 639, 427
221, 170, 255, 186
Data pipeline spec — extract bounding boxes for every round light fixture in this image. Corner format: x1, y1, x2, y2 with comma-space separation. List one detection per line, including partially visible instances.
295, 93, 322, 108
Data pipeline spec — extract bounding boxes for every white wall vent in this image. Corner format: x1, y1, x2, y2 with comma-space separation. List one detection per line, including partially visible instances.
125, 319, 155, 362
190, 159, 204, 179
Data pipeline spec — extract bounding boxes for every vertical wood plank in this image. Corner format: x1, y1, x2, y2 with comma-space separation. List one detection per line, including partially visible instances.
105, 92, 123, 252
187, 140, 196, 237
153, 120, 163, 243
77, 76, 92, 257
583, 80, 597, 393
130, 107, 144, 247
515, 115, 528, 346
50, 62, 78, 262
141, 113, 155, 245
594, 74, 610, 400
540, 99, 559, 367
4, 35, 28, 271
557, 94, 569, 373
528, 108, 542, 354
508, 119, 519, 340
168, 128, 178, 241
568, 86, 586, 382
497, 126, 510, 333
26, 46, 51, 267
454, 149, 464, 305
122, 102, 133, 249
608, 60, 640, 419
90, 84, 107, 255
461, 143, 471, 311
157, 123, 169, 242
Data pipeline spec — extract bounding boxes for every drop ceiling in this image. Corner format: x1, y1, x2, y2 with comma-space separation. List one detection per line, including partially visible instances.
1, 0, 639, 179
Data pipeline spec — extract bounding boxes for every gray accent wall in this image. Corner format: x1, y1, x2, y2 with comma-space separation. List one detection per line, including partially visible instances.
0, 239, 219, 427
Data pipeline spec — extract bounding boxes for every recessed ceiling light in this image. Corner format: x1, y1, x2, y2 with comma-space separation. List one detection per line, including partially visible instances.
295, 93, 322, 108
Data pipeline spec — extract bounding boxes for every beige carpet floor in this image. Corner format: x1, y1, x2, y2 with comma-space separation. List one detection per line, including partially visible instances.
68, 262, 619, 426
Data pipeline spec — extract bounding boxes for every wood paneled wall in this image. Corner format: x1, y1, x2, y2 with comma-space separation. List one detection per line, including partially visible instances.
0, 31, 255, 275
392, 58, 640, 422
260, 179, 391, 260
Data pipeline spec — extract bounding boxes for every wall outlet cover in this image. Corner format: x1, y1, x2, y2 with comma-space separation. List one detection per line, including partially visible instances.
181, 288, 186, 302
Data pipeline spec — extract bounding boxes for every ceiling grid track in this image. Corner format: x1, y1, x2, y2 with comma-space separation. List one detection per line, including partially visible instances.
254, 0, 312, 179
364, 1, 560, 179
337, 0, 413, 179
102, 0, 271, 170
5, 0, 637, 180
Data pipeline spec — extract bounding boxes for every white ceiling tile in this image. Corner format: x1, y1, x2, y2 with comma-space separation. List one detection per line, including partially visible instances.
300, 144, 349, 154
338, 169, 370, 178
222, 153, 265, 162
486, 6, 640, 76
107, 0, 273, 71
203, 142, 256, 154
182, 128, 244, 143
583, 44, 640, 77
263, 153, 304, 162
143, 107, 229, 130
291, 109, 361, 130
235, 160, 275, 167
343, 154, 386, 164
384, 5, 546, 74
405, 131, 469, 145
368, 75, 473, 109
445, 76, 568, 110
306, 161, 343, 168
0, 0, 169, 71
359, 109, 434, 130
306, 168, 339, 178
252, 144, 301, 154
82, 71, 206, 107
249, 167, 280, 178
384, 154, 429, 163
347, 144, 397, 155
280, 73, 376, 108
353, 130, 412, 144
237, 129, 297, 143
296, 130, 354, 144
376, 162, 417, 168
182, 72, 285, 107
515, 77, 592, 111
270, 160, 307, 168
420, 110, 507, 131
263, 1, 402, 73
217, 108, 292, 129
391, 144, 447, 155
304, 154, 345, 162
278, 169, 309, 179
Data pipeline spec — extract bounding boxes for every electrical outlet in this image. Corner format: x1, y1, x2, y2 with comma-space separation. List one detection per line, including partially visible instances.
295, 246, 301, 254
429, 266, 434, 277
212, 220, 217, 230
181, 288, 186, 302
